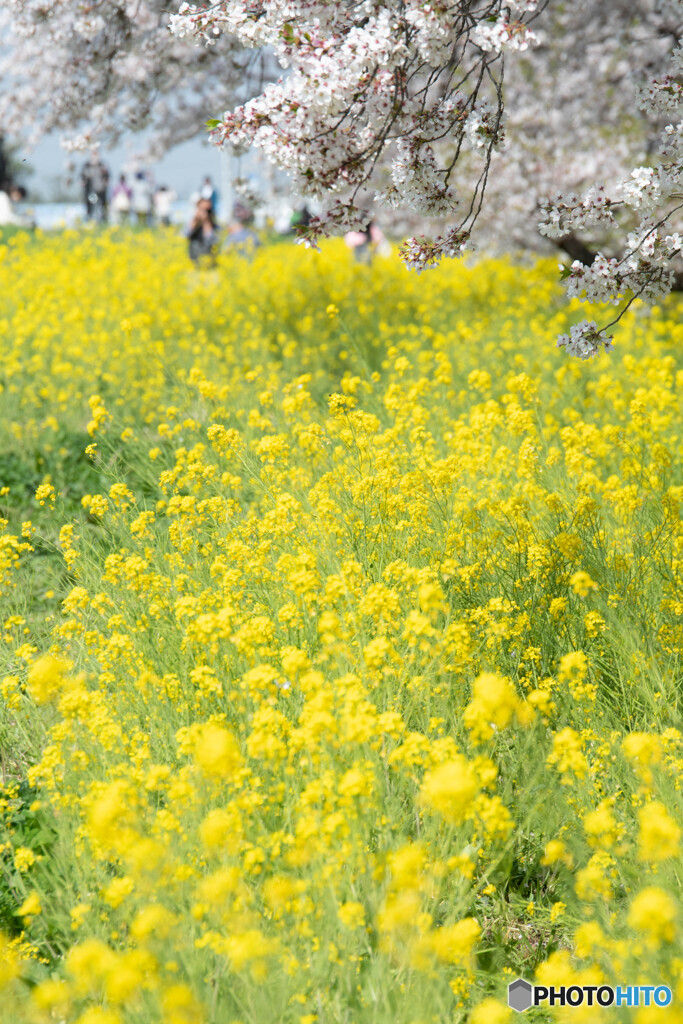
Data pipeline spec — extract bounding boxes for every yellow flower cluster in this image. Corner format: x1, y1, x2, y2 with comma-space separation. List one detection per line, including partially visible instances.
0, 229, 682, 1022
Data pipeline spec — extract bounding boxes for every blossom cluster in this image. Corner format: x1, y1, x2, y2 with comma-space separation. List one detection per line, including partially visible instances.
0, 0, 259, 154
539, 0, 683, 343
555, 320, 615, 361
169, 0, 539, 267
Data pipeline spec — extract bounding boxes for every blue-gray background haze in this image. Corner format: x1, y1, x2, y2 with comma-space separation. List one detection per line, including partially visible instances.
27, 133, 219, 200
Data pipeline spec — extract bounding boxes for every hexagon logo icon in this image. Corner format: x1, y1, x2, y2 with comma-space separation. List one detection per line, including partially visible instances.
508, 978, 533, 1012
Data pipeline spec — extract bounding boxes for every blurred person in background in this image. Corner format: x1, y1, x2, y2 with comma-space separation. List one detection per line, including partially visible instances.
110, 174, 132, 224
131, 170, 153, 226
344, 221, 387, 263
186, 196, 218, 265
154, 184, 177, 227
81, 152, 109, 223
290, 205, 312, 236
0, 181, 30, 226
223, 200, 260, 256
200, 175, 218, 216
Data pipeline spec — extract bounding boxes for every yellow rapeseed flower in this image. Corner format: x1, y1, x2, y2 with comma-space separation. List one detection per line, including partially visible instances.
628, 887, 678, 946
419, 757, 480, 823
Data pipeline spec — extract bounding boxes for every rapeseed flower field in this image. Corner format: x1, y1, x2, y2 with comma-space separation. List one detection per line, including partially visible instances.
0, 228, 682, 1023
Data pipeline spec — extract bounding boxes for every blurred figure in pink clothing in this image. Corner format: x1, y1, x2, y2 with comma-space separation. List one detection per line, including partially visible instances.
344, 221, 385, 263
